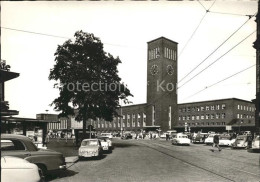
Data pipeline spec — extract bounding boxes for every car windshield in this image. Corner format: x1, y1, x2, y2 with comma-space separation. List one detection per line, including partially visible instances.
81, 140, 98, 146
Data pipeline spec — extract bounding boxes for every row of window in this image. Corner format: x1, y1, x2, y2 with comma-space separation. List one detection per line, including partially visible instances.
93, 113, 147, 129
178, 113, 226, 121
148, 47, 177, 61
237, 105, 255, 112
48, 119, 68, 130
179, 104, 226, 113
237, 114, 254, 119
179, 122, 226, 126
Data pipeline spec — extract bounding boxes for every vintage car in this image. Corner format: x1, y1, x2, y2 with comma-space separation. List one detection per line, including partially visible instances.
100, 133, 113, 139
231, 135, 248, 149
1, 156, 41, 182
192, 133, 208, 143
1, 134, 66, 179
98, 137, 110, 152
219, 135, 232, 146
78, 139, 103, 159
121, 133, 133, 139
98, 136, 113, 150
251, 135, 260, 150
204, 134, 215, 145
171, 133, 191, 146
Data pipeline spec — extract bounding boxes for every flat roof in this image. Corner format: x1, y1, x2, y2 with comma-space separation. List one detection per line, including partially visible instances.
178, 98, 253, 106
1, 116, 52, 123
0, 70, 20, 82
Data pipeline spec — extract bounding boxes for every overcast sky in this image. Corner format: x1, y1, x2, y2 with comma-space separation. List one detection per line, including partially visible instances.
1, 1, 258, 118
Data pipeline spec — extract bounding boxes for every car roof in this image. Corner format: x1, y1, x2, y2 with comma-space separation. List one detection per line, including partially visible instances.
82, 139, 98, 141
1, 134, 31, 141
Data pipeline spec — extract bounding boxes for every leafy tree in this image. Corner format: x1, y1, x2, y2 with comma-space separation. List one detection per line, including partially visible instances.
49, 30, 132, 136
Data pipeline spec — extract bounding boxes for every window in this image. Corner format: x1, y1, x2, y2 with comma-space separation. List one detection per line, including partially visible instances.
221, 113, 226, 119
222, 122, 226, 125
137, 114, 141, 127
222, 104, 226, 109
241, 114, 243, 119
216, 113, 220, 119
216, 105, 220, 110
196, 115, 200, 120
211, 114, 215, 119
132, 114, 135, 127
196, 107, 200, 111
244, 106, 246, 110
182, 116, 186, 121
201, 106, 204, 111
182, 108, 186, 112
238, 105, 240, 110
143, 113, 146, 126
152, 106, 155, 125
187, 107, 190, 112
192, 115, 195, 120
127, 114, 130, 127
206, 106, 210, 111
206, 114, 210, 119
179, 116, 181, 121
187, 115, 190, 120
201, 115, 205, 120
1, 140, 26, 151
211, 106, 215, 110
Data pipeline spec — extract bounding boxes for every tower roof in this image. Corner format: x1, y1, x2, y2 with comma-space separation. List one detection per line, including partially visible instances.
147, 36, 178, 44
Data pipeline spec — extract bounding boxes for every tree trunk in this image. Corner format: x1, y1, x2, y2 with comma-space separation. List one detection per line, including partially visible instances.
82, 113, 87, 139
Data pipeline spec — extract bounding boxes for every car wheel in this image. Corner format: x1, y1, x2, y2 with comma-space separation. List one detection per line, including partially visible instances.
37, 164, 47, 182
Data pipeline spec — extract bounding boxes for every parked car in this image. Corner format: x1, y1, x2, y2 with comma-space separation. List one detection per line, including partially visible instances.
98, 136, 113, 150
1, 134, 66, 179
98, 137, 110, 152
251, 135, 260, 150
193, 133, 208, 143
231, 135, 248, 149
121, 133, 133, 139
100, 133, 113, 139
1, 156, 41, 182
204, 134, 215, 145
171, 133, 191, 146
219, 135, 232, 146
78, 139, 103, 159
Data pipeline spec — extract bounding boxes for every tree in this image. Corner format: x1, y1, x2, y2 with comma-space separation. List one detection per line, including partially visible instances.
49, 30, 132, 137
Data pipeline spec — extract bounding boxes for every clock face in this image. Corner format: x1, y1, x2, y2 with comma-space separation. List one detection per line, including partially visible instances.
150, 64, 159, 75
167, 65, 174, 75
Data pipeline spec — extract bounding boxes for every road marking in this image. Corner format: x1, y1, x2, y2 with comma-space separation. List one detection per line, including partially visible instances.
234, 168, 260, 177
182, 162, 195, 168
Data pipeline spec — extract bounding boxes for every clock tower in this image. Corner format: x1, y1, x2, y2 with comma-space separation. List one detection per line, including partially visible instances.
146, 37, 178, 131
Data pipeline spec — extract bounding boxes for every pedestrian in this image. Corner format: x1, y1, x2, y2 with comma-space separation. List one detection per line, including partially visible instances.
166, 133, 169, 141
212, 134, 221, 152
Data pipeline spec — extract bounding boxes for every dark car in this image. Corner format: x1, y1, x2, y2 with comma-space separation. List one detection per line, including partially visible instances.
193, 133, 208, 143
121, 133, 133, 139
1, 134, 66, 179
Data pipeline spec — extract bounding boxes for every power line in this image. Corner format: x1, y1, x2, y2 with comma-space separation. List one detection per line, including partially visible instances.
181, 64, 256, 101
178, 14, 255, 83
1, 26, 131, 48
179, 0, 217, 58
209, 11, 254, 17
178, 30, 256, 89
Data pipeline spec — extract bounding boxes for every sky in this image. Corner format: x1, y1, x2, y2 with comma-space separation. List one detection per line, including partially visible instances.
1, 1, 258, 118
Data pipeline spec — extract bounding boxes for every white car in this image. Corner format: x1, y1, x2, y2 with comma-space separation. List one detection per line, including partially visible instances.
251, 135, 260, 150
78, 139, 103, 159
171, 133, 190, 146
98, 136, 113, 150
1, 156, 41, 182
204, 134, 215, 145
219, 135, 232, 146
98, 138, 110, 151
100, 133, 113, 139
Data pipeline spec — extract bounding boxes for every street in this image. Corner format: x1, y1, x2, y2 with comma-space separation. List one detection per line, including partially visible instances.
47, 138, 260, 182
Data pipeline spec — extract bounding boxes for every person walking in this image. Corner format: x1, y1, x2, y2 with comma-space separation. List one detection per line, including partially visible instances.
212, 134, 221, 152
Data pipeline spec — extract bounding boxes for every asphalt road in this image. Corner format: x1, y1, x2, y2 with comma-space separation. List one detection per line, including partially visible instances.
47, 138, 260, 182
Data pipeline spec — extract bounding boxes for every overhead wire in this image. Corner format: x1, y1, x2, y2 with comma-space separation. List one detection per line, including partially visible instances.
178, 30, 256, 89
181, 64, 256, 101
178, 13, 256, 83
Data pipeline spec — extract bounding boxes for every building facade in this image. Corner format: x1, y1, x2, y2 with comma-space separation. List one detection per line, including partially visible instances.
176, 98, 255, 133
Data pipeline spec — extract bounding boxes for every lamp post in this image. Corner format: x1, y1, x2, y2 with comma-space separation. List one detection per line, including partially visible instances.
120, 99, 123, 137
